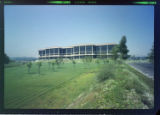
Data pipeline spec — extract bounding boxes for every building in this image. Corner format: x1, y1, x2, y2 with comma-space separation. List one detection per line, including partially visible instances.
38, 43, 117, 60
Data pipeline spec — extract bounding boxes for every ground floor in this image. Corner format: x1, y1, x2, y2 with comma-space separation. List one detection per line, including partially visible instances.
39, 54, 113, 60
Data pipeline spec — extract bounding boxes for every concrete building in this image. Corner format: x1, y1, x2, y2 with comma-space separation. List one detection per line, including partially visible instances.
38, 43, 117, 60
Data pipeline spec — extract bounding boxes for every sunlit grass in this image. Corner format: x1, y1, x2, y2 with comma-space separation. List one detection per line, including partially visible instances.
4, 59, 154, 109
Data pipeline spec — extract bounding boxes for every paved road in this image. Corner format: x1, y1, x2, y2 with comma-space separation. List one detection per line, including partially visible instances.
128, 62, 154, 79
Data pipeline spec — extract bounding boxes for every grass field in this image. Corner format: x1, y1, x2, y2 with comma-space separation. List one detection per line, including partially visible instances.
4, 59, 154, 109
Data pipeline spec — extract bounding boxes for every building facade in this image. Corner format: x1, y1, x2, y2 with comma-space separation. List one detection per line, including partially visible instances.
38, 43, 117, 60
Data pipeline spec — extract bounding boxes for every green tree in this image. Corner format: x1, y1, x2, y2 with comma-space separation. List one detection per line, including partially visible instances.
119, 36, 129, 60
72, 59, 76, 67
111, 45, 119, 60
59, 57, 64, 64
56, 59, 60, 67
148, 45, 154, 63
37, 62, 42, 74
4, 53, 10, 64
27, 62, 32, 73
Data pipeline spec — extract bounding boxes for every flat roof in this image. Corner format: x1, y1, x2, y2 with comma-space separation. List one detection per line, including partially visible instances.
39, 43, 117, 51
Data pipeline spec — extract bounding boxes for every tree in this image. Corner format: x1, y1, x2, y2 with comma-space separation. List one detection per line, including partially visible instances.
111, 45, 119, 60
27, 62, 32, 73
4, 53, 10, 64
59, 57, 64, 64
72, 59, 76, 67
148, 45, 154, 63
37, 62, 42, 74
55, 59, 60, 68
119, 36, 129, 60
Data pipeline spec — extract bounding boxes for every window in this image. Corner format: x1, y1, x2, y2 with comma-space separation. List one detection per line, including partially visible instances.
96, 46, 100, 54
74, 46, 79, 54
66, 48, 73, 55
42, 50, 45, 56
46, 49, 49, 56
101, 45, 107, 54
39, 50, 43, 56
108, 45, 115, 53
80, 46, 85, 54
86, 45, 92, 54
55, 48, 58, 55
49, 49, 54, 55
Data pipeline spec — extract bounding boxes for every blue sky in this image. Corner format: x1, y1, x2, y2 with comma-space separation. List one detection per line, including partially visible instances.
4, 5, 154, 57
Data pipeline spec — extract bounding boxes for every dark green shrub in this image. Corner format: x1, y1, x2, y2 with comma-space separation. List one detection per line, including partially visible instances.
37, 62, 42, 74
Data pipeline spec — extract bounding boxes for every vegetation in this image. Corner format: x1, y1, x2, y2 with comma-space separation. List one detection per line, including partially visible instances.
37, 62, 42, 74
4, 59, 153, 109
148, 44, 154, 63
111, 45, 119, 60
72, 59, 76, 67
97, 64, 115, 82
4, 53, 10, 64
111, 36, 129, 60
55, 59, 60, 68
26, 62, 32, 73
119, 36, 129, 60
95, 59, 100, 65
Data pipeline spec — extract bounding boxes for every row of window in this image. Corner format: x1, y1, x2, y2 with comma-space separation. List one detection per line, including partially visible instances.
39, 45, 115, 56
39, 55, 110, 60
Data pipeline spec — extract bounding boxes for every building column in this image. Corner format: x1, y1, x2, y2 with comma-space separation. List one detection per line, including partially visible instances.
100, 46, 101, 57
92, 45, 93, 59
79, 46, 80, 59
73, 47, 74, 59
85, 45, 86, 56
58, 48, 59, 58
45, 49, 47, 60
49, 49, 50, 59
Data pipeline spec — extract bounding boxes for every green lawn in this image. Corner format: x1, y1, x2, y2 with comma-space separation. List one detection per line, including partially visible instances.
4, 59, 154, 109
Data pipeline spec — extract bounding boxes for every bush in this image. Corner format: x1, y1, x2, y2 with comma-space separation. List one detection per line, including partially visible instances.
97, 64, 115, 82
103, 59, 109, 64
116, 59, 123, 64
95, 59, 100, 64
123, 77, 147, 95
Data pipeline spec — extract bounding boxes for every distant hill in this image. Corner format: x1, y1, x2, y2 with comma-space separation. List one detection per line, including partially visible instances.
10, 57, 37, 61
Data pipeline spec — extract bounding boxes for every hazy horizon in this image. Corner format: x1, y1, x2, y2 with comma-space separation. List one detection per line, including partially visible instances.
5, 5, 154, 58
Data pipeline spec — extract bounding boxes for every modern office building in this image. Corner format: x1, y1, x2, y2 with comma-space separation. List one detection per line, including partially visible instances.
38, 43, 117, 60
